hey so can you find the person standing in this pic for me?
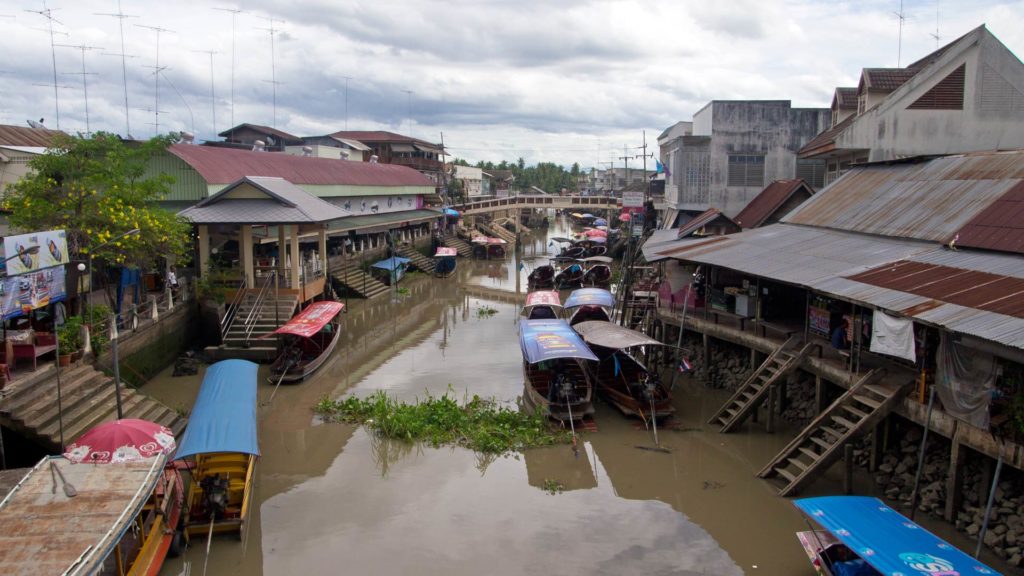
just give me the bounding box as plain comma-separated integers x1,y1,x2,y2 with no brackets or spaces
167,266,179,294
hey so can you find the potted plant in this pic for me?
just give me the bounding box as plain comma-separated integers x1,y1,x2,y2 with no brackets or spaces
57,316,83,366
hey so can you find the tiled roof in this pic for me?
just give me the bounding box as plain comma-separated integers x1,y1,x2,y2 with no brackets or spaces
217,123,302,142
733,179,813,229
168,144,435,187
0,124,65,147
861,68,919,92
179,176,353,224
328,131,441,150
832,87,858,109
798,113,857,157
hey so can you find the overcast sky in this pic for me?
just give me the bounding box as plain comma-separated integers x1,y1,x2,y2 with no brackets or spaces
2,0,1022,169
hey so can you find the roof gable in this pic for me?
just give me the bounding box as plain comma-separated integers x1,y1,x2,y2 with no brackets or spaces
180,176,353,224
218,123,302,143
734,179,814,229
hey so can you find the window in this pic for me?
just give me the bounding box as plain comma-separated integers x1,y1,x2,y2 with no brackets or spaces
727,154,765,187
796,159,826,189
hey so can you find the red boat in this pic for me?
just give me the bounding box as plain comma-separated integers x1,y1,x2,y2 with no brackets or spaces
268,301,345,383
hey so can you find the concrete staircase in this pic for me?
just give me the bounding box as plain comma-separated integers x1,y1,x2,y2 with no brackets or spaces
477,222,517,245
0,363,186,451
220,293,300,359
329,258,391,299
394,246,436,275
443,234,473,258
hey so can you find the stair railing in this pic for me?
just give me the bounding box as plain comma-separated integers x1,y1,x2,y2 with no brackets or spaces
241,270,277,347
220,276,248,341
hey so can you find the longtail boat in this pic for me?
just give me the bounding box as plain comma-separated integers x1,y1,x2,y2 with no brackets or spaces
433,246,458,277
177,359,259,543
522,290,562,320
486,237,507,259
519,319,598,423
793,496,1001,576
0,454,177,576
581,256,613,288
527,264,555,290
564,287,615,325
268,301,345,383
573,320,675,420
554,262,584,289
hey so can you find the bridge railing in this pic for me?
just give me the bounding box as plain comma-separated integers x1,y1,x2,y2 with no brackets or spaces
453,195,621,213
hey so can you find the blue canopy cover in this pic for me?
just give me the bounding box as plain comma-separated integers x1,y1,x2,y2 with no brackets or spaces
443,208,459,217
519,319,598,364
794,496,1000,575
564,288,615,309
175,359,260,460
371,256,411,271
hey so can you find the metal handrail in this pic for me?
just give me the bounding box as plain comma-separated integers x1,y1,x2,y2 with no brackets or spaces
220,277,248,341
241,270,277,347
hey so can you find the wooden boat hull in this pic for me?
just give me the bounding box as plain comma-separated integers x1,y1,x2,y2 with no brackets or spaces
487,245,506,259
583,265,611,288
520,358,594,423
527,265,555,290
183,452,258,542
554,268,583,289
582,344,674,420
268,327,340,384
434,257,457,277
128,466,185,576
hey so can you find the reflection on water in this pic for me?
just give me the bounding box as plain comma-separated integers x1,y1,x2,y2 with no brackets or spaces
146,212,1003,576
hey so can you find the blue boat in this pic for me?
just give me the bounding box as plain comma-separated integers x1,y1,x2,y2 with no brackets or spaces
176,359,260,542
370,256,411,285
564,287,615,325
519,319,598,423
793,496,1001,576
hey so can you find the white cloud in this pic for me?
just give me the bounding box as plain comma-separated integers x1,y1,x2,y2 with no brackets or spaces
1,0,1021,169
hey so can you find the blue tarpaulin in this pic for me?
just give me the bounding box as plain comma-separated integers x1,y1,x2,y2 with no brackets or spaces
794,496,1001,575
564,288,614,309
371,256,411,271
519,319,598,364
443,208,459,217
175,359,260,460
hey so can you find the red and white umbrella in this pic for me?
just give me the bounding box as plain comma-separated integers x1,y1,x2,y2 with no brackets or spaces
64,418,176,464
582,228,608,238
618,212,632,222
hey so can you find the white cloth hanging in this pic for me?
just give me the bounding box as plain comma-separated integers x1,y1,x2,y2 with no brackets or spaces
870,310,916,362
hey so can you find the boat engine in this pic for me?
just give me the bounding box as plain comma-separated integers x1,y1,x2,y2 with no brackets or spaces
201,474,230,519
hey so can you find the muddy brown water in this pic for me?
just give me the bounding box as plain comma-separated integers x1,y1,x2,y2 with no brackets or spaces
147,215,1008,575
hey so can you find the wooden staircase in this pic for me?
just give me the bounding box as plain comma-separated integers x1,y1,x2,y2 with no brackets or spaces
329,258,391,299
477,222,517,245
757,369,909,496
707,337,813,433
0,363,186,451
443,234,473,258
394,245,436,274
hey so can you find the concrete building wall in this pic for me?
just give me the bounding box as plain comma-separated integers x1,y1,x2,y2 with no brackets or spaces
454,165,484,198
658,122,693,207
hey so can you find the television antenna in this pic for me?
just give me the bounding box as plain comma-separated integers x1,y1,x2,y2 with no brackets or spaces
930,0,941,48
56,44,101,134
136,24,174,136
192,49,220,136
402,89,413,136
158,69,195,137
26,1,65,130
96,0,139,137
214,7,244,131
256,16,285,129
893,0,906,67
342,76,352,131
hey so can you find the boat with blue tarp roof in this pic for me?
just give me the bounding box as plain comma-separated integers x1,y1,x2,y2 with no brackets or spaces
564,287,615,325
519,319,598,423
370,256,411,285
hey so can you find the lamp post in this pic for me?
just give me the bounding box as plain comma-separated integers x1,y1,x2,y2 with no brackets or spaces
84,228,139,420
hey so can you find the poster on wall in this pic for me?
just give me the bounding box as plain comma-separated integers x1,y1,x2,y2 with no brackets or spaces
338,195,423,216
3,229,70,275
0,265,66,319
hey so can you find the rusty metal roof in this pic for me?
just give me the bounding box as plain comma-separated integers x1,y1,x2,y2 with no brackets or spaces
733,179,813,229
783,151,1024,242
168,144,435,187
952,180,1024,254
0,124,64,147
676,208,739,238
0,455,164,576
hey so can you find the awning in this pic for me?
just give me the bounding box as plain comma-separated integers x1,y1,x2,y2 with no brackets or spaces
176,359,260,460
371,256,411,271
573,321,662,349
519,319,598,364
564,288,614,309
525,290,561,308
793,496,999,576
413,143,440,153
272,301,344,338
487,237,507,245
328,209,442,235
580,256,613,264
390,144,416,153
330,136,371,151
434,247,457,257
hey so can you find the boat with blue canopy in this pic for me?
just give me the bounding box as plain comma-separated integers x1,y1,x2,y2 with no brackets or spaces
793,495,1001,576
370,256,411,285
176,359,260,543
519,319,598,423
565,287,615,325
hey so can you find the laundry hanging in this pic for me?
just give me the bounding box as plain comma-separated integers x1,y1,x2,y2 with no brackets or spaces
935,333,997,430
869,310,915,362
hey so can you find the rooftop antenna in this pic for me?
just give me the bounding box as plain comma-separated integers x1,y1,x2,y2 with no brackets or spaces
214,7,243,131
56,43,101,135
343,75,352,131
930,0,941,48
256,16,285,129
893,0,906,67
26,1,65,130
402,89,413,137
138,105,168,137
96,0,139,138
159,68,195,137
192,49,220,136
136,23,174,136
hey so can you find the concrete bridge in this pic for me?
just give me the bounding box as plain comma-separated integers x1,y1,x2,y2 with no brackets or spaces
451,195,621,216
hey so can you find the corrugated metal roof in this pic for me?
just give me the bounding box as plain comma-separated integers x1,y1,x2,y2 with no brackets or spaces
217,123,302,142
953,180,1024,254
179,176,352,224
0,124,64,147
783,151,1024,242
733,179,812,229
329,136,371,151
641,228,683,262
328,130,441,149
168,144,435,187
327,209,441,233
676,208,738,238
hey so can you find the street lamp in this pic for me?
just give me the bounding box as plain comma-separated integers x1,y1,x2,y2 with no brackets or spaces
84,228,139,421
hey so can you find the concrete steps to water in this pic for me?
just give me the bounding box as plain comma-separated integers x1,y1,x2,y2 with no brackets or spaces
477,222,517,245
442,234,473,258
394,246,436,274
213,293,300,360
0,363,185,451
329,259,391,299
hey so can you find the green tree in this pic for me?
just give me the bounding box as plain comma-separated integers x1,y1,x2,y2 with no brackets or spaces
2,132,191,269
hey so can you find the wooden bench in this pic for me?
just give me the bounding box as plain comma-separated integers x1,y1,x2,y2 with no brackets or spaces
10,332,57,371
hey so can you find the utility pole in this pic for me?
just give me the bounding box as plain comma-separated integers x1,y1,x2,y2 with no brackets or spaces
617,147,632,193
343,76,352,131
635,130,654,204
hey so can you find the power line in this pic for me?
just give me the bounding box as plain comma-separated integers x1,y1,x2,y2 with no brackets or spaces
96,0,139,137
159,68,194,136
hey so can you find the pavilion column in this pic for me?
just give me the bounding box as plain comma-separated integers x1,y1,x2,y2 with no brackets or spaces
278,225,287,281
241,224,255,288
289,225,301,289
197,225,210,277
318,227,328,278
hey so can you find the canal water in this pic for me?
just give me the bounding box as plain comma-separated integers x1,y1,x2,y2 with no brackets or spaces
146,214,1002,575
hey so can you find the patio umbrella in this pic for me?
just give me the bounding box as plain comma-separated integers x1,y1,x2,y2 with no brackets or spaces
581,213,595,219
593,218,608,226
64,418,176,464
443,208,460,217
618,212,632,222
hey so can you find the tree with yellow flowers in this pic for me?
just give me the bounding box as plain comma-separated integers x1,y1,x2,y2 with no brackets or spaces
2,132,191,268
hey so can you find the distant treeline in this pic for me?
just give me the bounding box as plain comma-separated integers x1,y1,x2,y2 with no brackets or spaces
452,157,583,195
